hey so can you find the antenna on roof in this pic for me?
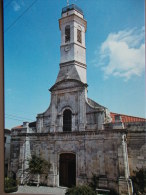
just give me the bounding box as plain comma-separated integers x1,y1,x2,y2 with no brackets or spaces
67,0,69,6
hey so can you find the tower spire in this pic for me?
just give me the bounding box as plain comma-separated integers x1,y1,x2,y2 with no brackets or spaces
67,0,69,6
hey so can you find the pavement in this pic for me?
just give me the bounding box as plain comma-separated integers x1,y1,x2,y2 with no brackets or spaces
13,185,67,195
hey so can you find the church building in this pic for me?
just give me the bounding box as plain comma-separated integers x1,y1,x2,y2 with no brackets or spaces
10,4,146,195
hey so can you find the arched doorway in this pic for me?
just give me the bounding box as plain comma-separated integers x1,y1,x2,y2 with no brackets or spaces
63,109,72,132
59,153,76,187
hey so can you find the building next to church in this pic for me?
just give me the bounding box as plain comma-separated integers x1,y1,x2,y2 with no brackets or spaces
4,129,11,177
10,4,146,195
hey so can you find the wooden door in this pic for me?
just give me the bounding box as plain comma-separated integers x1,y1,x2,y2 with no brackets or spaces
59,153,76,187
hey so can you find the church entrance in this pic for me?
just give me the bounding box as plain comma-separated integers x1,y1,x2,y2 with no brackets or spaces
59,153,76,187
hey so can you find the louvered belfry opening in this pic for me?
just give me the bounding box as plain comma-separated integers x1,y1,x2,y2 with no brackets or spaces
65,25,70,42
63,109,72,132
77,29,82,43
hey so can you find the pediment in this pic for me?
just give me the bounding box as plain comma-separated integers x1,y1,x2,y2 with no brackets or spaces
49,79,87,92
86,98,106,112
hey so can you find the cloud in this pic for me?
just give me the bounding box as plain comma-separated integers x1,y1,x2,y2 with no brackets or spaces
12,1,21,11
12,0,24,12
94,27,145,81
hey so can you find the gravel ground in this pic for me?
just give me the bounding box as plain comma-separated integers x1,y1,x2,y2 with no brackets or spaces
13,186,67,195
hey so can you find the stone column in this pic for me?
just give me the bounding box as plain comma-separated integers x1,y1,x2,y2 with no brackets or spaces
20,124,31,184
98,112,104,130
20,135,31,184
122,135,130,179
79,89,86,131
77,139,87,185
50,94,57,132
72,113,76,131
98,141,108,188
118,134,132,195
47,152,55,186
58,114,62,132
20,142,25,184
47,141,58,187
37,116,43,133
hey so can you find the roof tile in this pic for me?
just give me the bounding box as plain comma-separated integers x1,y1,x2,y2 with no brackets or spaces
110,112,146,123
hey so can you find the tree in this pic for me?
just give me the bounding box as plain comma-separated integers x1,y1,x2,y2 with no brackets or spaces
27,155,51,186
131,168,146,194
5,177,18,193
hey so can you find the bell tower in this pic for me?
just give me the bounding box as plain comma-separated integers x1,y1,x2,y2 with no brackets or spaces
56,4,87,84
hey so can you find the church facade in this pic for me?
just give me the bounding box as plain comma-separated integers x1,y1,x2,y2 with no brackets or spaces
10,5,146,195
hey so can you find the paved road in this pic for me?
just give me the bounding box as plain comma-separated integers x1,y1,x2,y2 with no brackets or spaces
13,186,67,195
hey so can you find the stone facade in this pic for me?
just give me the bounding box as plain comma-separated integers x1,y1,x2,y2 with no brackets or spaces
11,128,133,194
10,4,146,195
126,122,146,175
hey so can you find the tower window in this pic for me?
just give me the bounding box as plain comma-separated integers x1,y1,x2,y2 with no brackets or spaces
63,109,72,132
65,25,70,42
77,29,82,43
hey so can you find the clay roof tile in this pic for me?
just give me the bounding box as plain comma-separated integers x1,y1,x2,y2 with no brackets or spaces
110,112,146,123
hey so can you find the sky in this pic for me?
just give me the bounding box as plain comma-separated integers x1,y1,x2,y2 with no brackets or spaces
4,0,145,129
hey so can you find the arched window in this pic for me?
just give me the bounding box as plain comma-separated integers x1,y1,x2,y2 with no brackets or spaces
65,25,70,42
63,109,72,132
77,26,82,43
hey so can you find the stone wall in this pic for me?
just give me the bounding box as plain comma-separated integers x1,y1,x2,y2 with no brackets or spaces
10,130,131,194
127,122,146,176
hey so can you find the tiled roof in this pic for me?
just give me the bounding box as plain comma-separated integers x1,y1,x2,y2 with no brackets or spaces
12,125,23,130
11,113,146,130
110,112,146,123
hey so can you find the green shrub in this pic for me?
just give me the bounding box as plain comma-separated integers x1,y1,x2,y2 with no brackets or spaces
89,174,119,195
96,188,119,195
89,173,99,191
27,182,37,186
26,155,51,185
5,177,18,193
65,185,96,195
131,168,146,194
28,155,51,175
5,186,18,193
39,182,48,186
109,188,119,195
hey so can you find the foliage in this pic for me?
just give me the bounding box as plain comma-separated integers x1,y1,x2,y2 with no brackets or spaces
28,155,51,175
89,174,119,195
27,182,37,186
5,177,18,193
26,155,51,186
109,189,119,195
89,173,99,191
27,181,48,186
131,168,146,194
65,185,96,195
39,182,48,186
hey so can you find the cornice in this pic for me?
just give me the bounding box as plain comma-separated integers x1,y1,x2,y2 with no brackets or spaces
49,78,88,92
59,60,86,68
11,129,127,138
59,14,87,32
